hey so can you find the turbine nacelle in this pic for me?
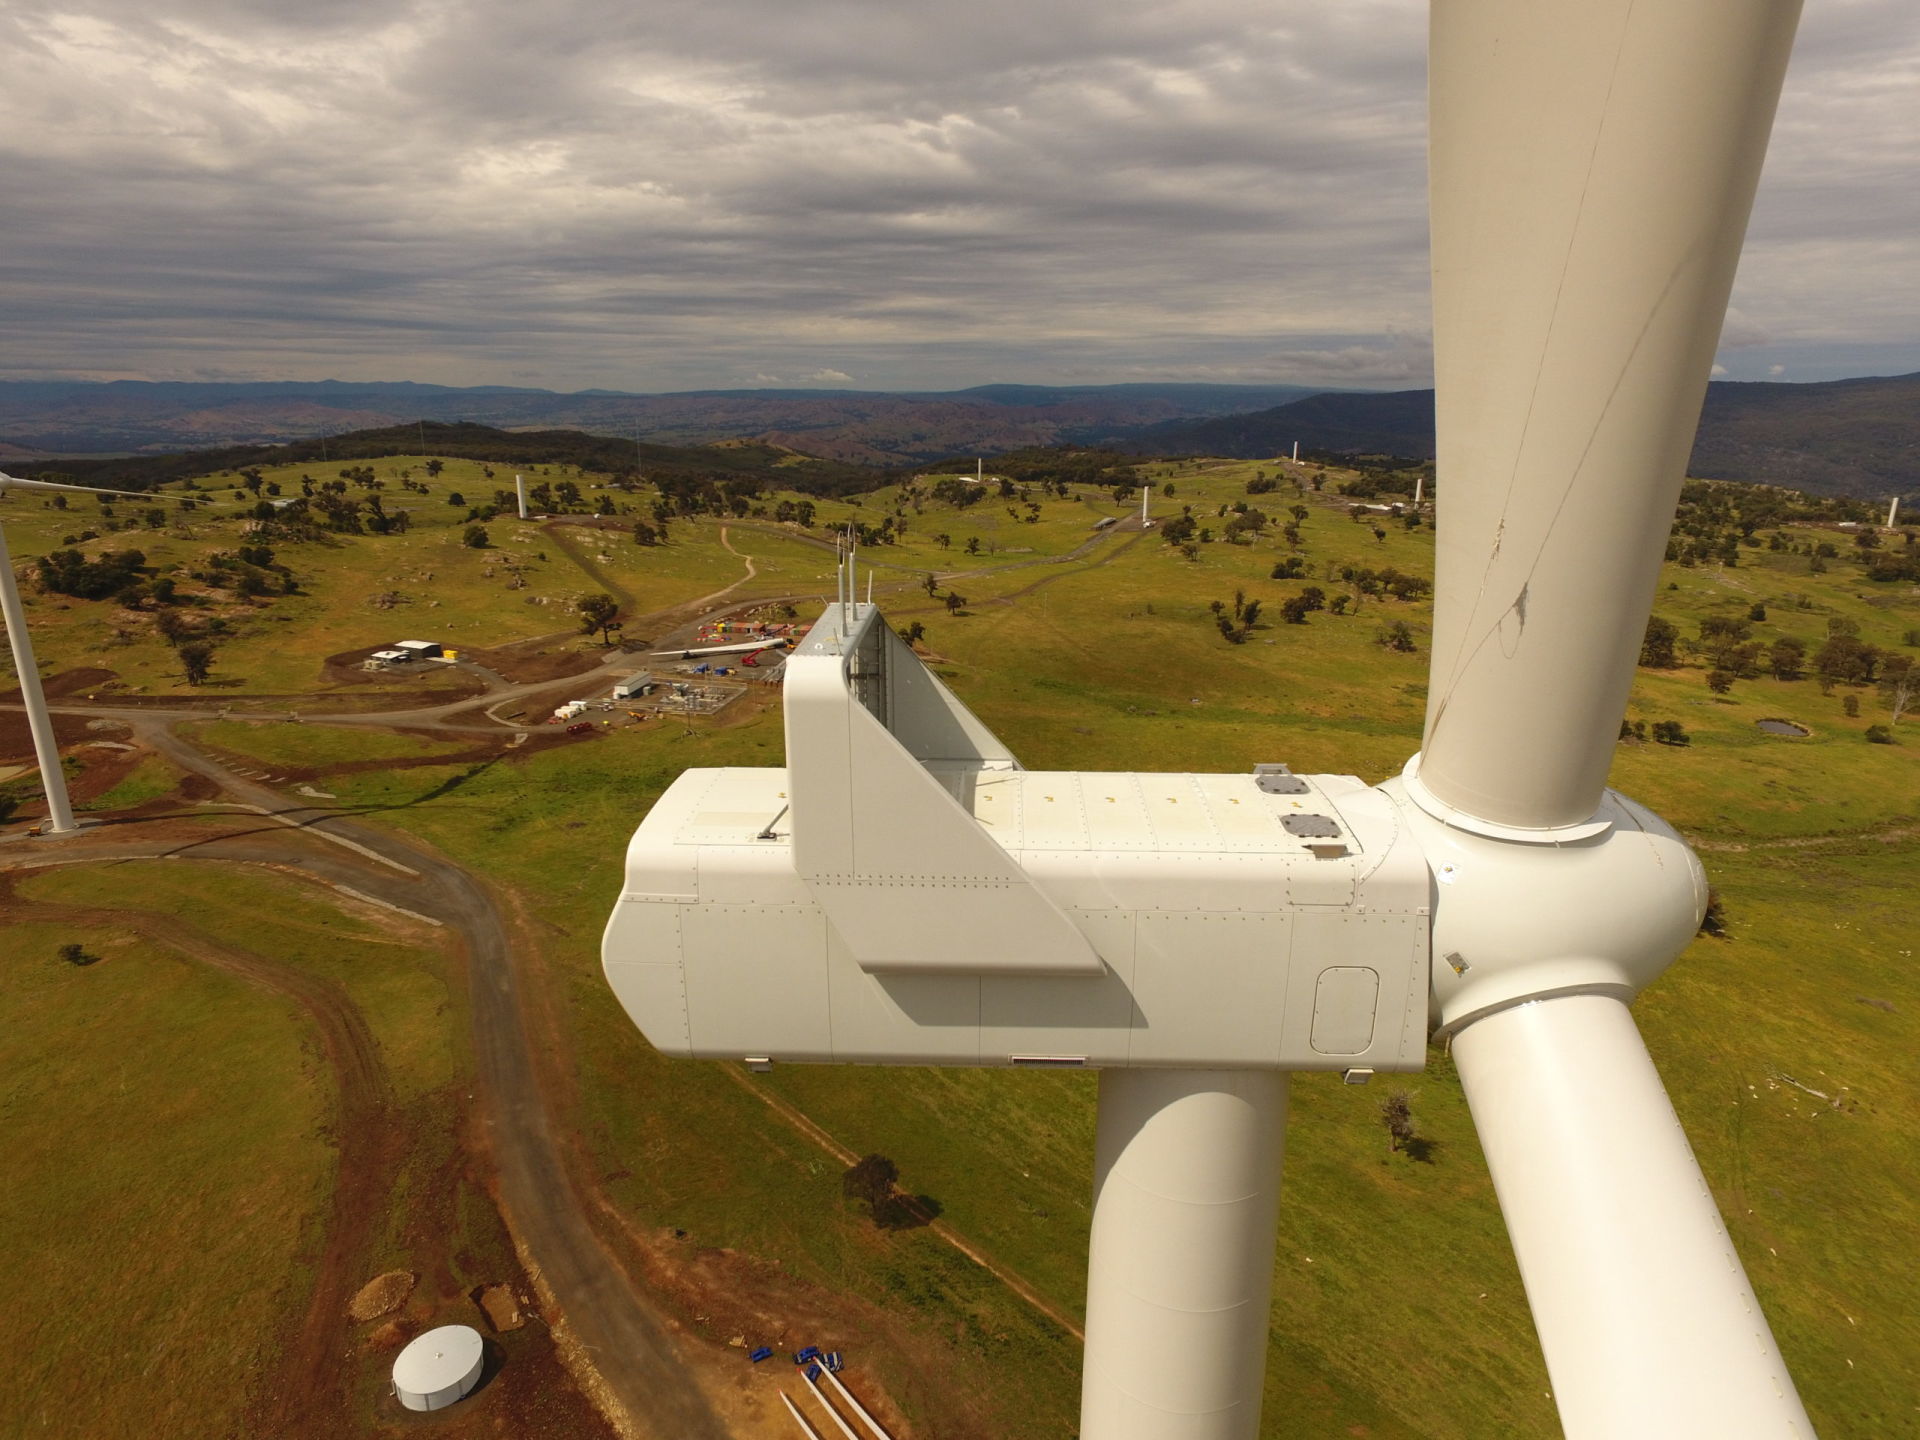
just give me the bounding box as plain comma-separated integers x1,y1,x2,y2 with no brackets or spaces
604,600,1433,1074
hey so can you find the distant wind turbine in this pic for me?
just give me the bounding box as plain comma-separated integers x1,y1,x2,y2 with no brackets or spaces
0,471,153,835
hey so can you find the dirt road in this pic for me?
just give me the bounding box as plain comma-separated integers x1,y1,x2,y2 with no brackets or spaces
0,876,401,1436
2,722,728,1440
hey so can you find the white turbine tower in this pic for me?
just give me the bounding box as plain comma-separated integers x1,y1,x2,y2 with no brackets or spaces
603,4,1814,1436
0,471,154,835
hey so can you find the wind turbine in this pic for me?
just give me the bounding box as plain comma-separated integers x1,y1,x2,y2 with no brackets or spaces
603,3,1814,1436
0,470,156,835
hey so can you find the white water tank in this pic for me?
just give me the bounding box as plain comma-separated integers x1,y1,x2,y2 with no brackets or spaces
391,1324,485,1412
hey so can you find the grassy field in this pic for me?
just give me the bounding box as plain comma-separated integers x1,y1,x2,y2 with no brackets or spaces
8,447,1918,1436
76,750,182,811
0,453,1143,703
180,718,474,769
1,861,503,1437
0,915,330,1440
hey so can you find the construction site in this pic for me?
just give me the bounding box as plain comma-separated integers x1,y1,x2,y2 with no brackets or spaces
539,617,795,730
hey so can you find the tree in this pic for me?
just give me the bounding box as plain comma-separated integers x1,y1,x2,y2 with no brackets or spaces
447,491,466,506
34,547,146,601
463,524,490,549
1380,1092,1416,1153
1377,620,1417,653
1815,633,1878,686
58,943,98,967
1651,720,1690,746
1640,616,1679,668
154,609,196,646
965,536,981,555
903,621,926,646
425,459,444,479
1865,724,1896,745
631,520,658,546
1879,655,1916,725
1768,636,1806,681
1748,602,1768,622
843,1153,899,1221
944,591,966,614
178,639,217,686
1707,670,1736,695
578,593,621,645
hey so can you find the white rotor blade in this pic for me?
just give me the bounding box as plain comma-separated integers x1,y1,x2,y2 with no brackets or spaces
1421,0,1801,831
1452,995,1813,1439
0,471,156,502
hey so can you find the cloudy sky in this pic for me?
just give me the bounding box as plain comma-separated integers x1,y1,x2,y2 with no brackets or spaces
3,0,1916,393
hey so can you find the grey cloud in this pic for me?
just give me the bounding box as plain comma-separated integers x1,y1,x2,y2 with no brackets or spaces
0,0,1912,391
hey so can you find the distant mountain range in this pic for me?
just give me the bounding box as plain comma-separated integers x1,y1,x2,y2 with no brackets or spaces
5,372,1914,499
39,420,883,498
1125,372,1920,500
0,379,1323,467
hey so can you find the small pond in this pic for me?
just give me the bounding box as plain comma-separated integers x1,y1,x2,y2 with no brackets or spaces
1756,718,1811,738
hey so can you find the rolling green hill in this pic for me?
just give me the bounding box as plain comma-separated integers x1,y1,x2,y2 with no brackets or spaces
4,445,1916,1438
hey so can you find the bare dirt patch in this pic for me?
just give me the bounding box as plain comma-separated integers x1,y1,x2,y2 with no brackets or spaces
471,1282,525,1332
461,636,603,686
0,706,100,766
36,666,120,700
318,647,490,700
349,1271,416,1323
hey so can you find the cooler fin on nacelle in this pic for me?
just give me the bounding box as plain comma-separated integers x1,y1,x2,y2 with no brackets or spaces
783,601,1105,976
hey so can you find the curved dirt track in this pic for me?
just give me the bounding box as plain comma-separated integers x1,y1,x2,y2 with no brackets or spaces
0,879,401,1437
1,725,729,1440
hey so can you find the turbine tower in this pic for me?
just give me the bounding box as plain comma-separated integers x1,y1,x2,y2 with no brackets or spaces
603,4,1812,1435
1,471,154,834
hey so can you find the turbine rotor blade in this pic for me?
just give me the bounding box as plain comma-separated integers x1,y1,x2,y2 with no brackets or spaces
0,471,157,502
1421,0,1801,831
1453,995,1813,1438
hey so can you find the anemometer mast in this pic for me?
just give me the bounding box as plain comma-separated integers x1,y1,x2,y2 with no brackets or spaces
605,2,1816,1435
